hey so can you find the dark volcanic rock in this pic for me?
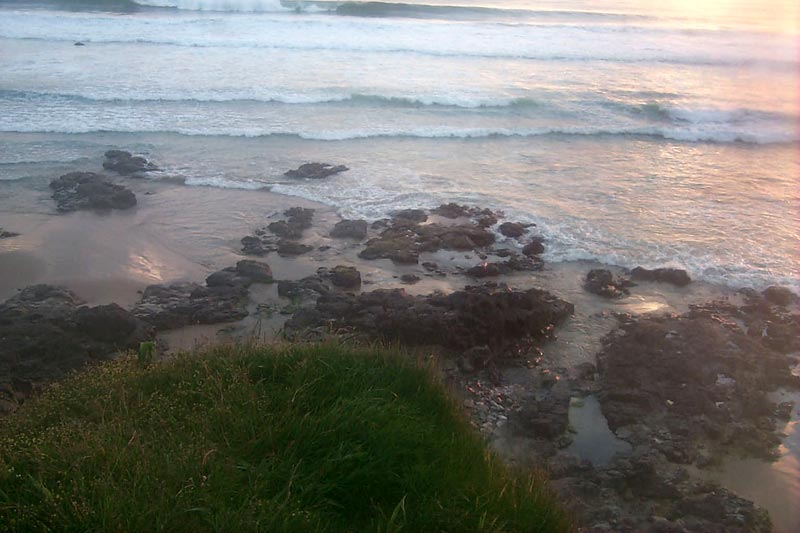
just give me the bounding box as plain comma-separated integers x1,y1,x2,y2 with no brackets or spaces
400,274,420,284
584,269,631,298
430,203,500,227
241,235,272,256
677,488,771,531
205,261,272,288
498,221,527,238
206,268,246,288
0,228,19,239
330,219,368,240
285,283,573,359
103,150,158,176
466,262,505,278
242,207,315,256
360,218,495,265
284,163,348,179
132,282,248,330
762,285,797,307
329,265,362,289
50,172,137,212
0,285,153,408
268,207,314,240
522,237,545,256
277,239,313,256
509,395,570,439
466,255,543,278
392,209,428,223
277,276,330,301
358,205,504,264
631,266,692,287
597,311,799,463
235,260,273,283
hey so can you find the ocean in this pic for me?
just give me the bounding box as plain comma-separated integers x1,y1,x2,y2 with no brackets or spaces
0,0,798,291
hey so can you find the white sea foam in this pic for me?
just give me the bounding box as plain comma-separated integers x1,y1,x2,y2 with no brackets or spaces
132,0,289,11
0,10,795,67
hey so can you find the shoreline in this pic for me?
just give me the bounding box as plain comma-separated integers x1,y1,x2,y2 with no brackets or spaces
1,158,799,530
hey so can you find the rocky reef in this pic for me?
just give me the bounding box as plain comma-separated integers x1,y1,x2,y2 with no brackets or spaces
285,283,574,361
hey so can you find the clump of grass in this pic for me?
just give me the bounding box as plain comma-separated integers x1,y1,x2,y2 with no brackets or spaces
0,343,569,532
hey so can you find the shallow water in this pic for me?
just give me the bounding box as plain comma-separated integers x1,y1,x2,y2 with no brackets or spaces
567,395,632,466
0,0,798,290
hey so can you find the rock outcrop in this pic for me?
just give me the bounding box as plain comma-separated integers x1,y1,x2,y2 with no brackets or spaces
242,207,314,256
103,150,158,176
205,260,274,288
498,221,528,238
522,237,545,256
584,269,632,298
132,282,248,331
0,285,153,410
630,267,691,287
285,283,573,361
597,310,799,464
330,219,368,240
50,172,137,212
328,265,362,289
0,229,19,239
284,163,348,179
359,207,497,265
466,255,543,278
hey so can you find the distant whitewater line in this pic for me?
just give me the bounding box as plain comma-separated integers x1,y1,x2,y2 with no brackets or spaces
3,89,795,127
0,89,544,109
132,0,652,22
3,36,792,69
1,125,795,144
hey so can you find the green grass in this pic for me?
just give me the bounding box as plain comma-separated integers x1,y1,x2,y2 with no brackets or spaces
0,343,570,532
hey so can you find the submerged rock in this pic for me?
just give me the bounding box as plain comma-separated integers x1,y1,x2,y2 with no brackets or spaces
584,269,632,298
103,150,158,176
630,266,691,287
0,285,153,408
50,172,137,212
284,162,348,179
330,219,368,240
